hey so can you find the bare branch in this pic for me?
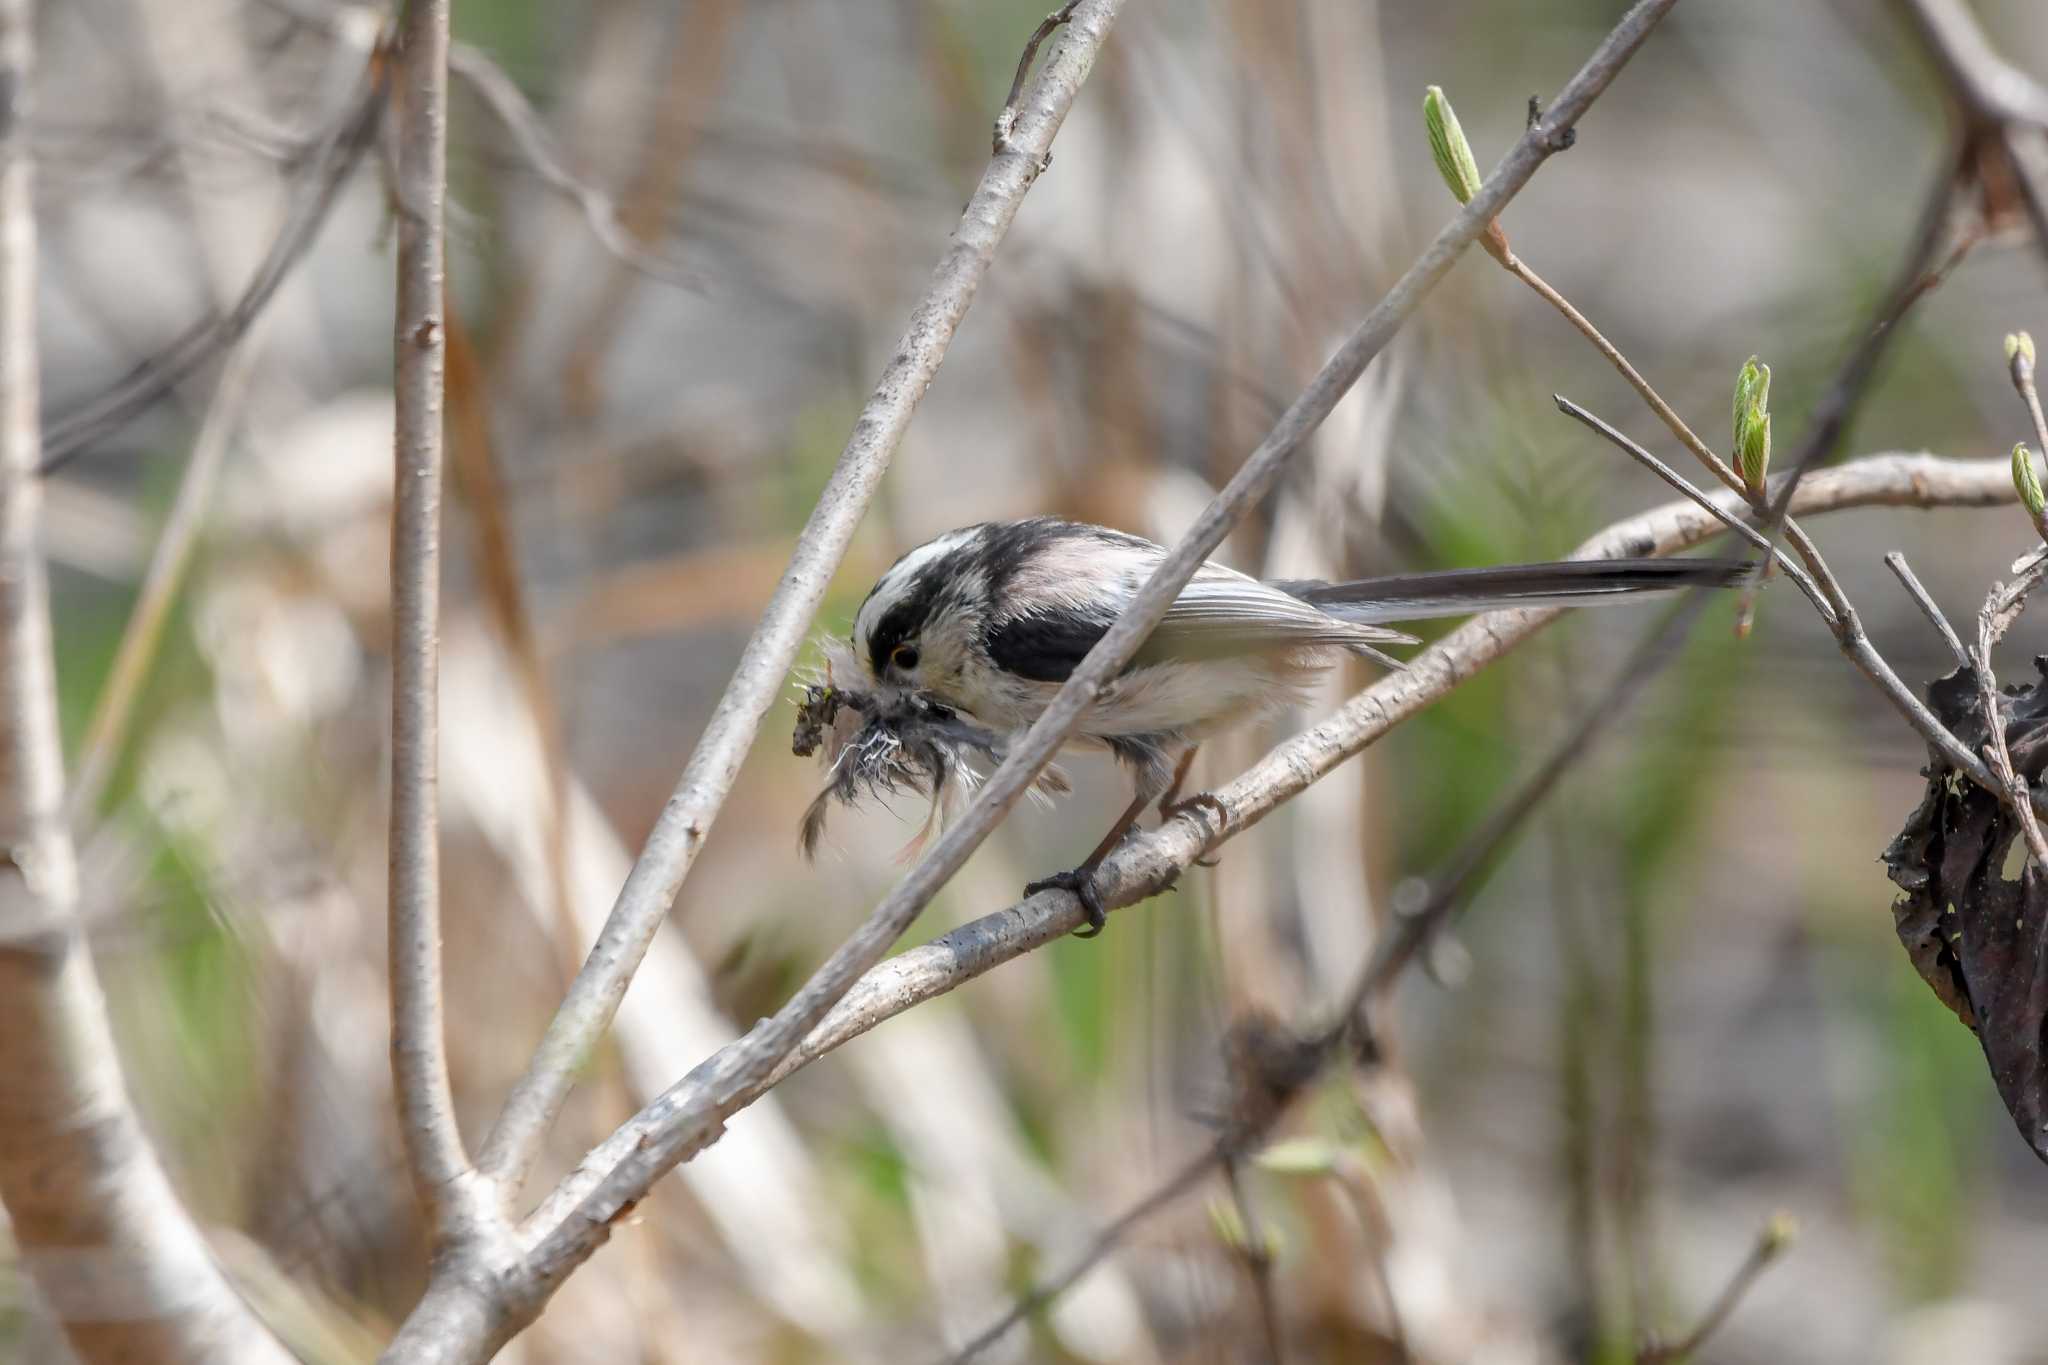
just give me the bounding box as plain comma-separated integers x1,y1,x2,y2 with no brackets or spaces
994,2,1081,154
1551,394,1832,619
68,343,255,820
1897,0,2048,130
1507,257,1745,496
386,0,480,1238
511,0,1684,1290
447,40,707,294
1636,1214,1796,1363
1883,551,1970,668
941,1143,1224,1365
1224,1159,1288,1365
1972,560,2048,871
1746,0,2048,564
1326,587,1721,1049
475,0,1130,1200
0,2,295,1358
39,37,388,472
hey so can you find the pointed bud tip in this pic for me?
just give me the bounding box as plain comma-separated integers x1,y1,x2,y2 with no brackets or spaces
2014,442,2046,518
2007,332,2036,366
1734,356,1773,491
1423,85,1484,206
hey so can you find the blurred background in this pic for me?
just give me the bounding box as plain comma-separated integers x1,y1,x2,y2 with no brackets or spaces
7,0,2048,1361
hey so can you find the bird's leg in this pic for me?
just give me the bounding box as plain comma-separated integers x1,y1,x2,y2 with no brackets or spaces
1156,744,1199,815
1156,744,1227,866
1025,788,1152,938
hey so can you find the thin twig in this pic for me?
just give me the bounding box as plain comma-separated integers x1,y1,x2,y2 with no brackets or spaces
443,303,582,990
1973,561,2048,872
68,341,256,819
1551,394,1832,621
1326,587,1720,1051
40,37,389,472
1636,1215,1795,1363
1883,551,1970,668
1224,1159,1288,1365
2003,127,2048,271
1506,257,1743,495
994,2,1082,154
1514,168,2003,818
387,0,475,1236
1745,125,1968,585
472,0,1130,1209
448,40,707,294
511,0,1683,1293
1897,0,2048,130
941,1142,1226,1365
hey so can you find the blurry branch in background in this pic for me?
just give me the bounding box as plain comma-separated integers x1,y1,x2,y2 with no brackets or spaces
559,0,735,412
1635,1214,1797,1365
67,338,255,817
39,28,389,472
944,1016,1319,1365
993,0,1080,154
1719,0,2048,588
943,1144,1224,1364
447,40,707,294
1324,585,1721,1052
385,0,484,1245
509,0,1681,1302
0,1,296,1360
1899,0,2048,258
473,0,1130,1201
443,307,582,982
1220,1160,1287,1365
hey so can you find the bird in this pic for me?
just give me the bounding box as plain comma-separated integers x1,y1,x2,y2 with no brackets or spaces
805,516,1751,935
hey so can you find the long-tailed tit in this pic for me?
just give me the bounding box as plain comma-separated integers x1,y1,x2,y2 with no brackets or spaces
796,516,1750,934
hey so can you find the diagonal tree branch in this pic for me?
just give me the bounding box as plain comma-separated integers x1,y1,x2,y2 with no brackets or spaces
476,0,1131,1199
509,1,1686,1285
0,1,296,1360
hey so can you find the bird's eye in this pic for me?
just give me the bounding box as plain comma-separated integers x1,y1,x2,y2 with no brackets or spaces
891,644,920,671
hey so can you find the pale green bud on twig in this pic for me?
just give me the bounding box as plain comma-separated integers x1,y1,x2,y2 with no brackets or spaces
2014,443,2048,541
1732,356,1772,494
1760,1212,1799,1258
1424,86,1483,205
2008,331,2035,370
1422,85,1513,264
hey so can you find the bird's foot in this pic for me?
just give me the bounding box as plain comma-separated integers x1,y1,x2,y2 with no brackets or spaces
1025,866,1107,937
1161,791,1228,867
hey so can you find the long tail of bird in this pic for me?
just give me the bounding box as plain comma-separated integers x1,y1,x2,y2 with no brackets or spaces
1277,557,1753,625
